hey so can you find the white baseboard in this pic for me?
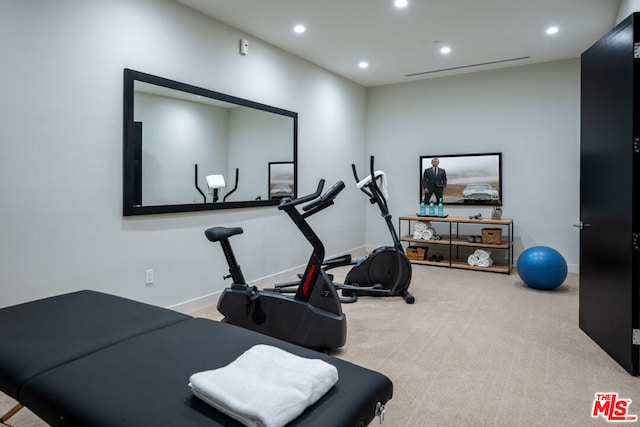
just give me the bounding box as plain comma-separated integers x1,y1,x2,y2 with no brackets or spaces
168,246,366,313
168,291,221,314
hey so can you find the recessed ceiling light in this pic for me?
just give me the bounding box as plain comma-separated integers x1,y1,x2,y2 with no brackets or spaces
294,24,306,34
359,61,369,69
440,46,451,54
394,0,408,8
546,26,559,35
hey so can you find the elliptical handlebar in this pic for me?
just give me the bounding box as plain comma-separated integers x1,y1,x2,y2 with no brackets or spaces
367,156,390,216
223,168,239,202
352,156,400,247
352,156,388,215
351,164,373,199
351,163,360,185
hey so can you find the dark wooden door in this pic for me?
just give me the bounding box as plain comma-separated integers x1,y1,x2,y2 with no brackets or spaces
579,13,639,375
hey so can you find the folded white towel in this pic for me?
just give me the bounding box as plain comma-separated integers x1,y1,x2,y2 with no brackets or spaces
477,257,494,267
413,230,423,239
421,229,433,240
357,170,388,199
467,254,479,266
188,344,338,427
474,248,492,259
414,221,428,232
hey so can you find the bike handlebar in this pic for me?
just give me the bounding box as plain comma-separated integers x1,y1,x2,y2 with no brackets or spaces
303,180,345,212
278,179,325,210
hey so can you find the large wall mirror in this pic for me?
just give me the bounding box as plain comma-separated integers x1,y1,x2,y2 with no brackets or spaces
123,69,297,215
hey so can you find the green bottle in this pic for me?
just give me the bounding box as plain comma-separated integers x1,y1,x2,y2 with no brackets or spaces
420,198,426,216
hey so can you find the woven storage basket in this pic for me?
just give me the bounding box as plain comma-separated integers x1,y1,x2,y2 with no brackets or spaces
481,228,502,245
406,246,427,261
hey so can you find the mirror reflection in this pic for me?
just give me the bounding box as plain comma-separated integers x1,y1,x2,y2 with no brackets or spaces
123,69,297,216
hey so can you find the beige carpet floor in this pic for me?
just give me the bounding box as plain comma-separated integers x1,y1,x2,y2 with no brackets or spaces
2,264,639,426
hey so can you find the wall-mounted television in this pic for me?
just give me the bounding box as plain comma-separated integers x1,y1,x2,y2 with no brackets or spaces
419,153,502,206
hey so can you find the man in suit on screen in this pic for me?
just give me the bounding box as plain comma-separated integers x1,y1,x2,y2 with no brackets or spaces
422,157,447,203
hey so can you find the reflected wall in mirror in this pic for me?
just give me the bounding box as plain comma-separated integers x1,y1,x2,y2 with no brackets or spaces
123,69,297,215
268,162,294,200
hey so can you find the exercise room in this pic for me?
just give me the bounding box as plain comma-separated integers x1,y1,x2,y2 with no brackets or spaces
1,1,639,426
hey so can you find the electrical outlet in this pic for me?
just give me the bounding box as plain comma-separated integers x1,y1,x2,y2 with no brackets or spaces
145,269,154,285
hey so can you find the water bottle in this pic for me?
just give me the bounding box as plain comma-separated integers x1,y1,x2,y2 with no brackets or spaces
429,200,435,216
419,198,426,216
438,198,444,216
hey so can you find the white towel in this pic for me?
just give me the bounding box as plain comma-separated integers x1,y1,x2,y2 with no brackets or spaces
206,174,226,191
477,257,494,267
474,248,492,260
357,170,388,199
413,230,423,239
188,344,338,427
414,221,429,232
421,229,433,240
467,254,479,266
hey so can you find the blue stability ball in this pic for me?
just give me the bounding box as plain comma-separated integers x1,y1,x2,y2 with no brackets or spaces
517,246,568,290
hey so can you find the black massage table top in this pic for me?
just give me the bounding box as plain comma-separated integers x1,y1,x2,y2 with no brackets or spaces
0,290,393,426
21,318,392,426
0,290,190,400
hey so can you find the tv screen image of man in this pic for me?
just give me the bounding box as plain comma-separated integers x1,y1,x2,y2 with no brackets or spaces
422,157,447,203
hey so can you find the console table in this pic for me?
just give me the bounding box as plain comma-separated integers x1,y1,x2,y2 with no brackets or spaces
399,215,514,274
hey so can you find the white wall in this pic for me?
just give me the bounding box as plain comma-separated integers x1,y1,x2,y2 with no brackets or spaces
0,0,367,309
366,59,581,271
616,0,640,23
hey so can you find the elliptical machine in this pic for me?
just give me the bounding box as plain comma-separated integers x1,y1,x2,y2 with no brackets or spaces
330,156,415,304
205,179,347,351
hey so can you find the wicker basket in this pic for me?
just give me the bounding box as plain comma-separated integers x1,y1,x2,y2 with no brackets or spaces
481,228,502,245
406,246,427,261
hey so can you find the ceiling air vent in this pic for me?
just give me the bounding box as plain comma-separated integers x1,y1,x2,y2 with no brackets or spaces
406,56,531,78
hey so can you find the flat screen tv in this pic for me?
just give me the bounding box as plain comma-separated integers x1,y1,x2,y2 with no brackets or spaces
419,153,502,206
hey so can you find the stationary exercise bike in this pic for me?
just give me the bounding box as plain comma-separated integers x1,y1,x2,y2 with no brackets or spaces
327,156,415,304
205,179,347,350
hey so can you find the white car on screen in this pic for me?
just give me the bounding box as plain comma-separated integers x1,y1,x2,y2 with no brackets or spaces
462,183,499,202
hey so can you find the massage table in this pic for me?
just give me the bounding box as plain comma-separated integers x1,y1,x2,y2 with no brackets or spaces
0,290,392,426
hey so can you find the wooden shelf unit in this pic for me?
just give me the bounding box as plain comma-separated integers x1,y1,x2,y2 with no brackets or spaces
399,215,514,274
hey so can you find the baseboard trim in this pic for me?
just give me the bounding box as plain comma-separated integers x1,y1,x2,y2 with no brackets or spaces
168,291,221,314
169,246,366,314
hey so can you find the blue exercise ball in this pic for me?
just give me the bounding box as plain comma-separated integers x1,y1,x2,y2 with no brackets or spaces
517,246,567,290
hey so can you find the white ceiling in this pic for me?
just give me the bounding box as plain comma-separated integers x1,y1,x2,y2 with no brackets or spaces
176,0,622,87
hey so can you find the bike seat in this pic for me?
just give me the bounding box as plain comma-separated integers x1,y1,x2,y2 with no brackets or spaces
204,226,244,242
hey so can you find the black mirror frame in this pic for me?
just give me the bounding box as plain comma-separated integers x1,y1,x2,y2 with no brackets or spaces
122,68,298,216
